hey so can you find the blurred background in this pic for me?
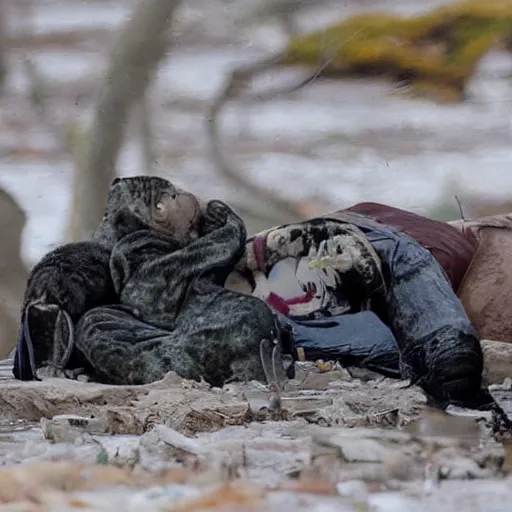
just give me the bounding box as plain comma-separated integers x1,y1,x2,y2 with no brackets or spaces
0,0,512,354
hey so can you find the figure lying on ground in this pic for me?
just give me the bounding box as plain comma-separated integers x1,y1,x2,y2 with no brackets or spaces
13,176,294,387
12,181,501,413
14,176,199,381
346,202,512,343
76,199,290,386
228,209,486,409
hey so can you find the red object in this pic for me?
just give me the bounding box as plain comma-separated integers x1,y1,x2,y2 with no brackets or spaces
266,284,317,316
267,292,290,315
344,202,478,292
252,236,266,271
285,283,317,305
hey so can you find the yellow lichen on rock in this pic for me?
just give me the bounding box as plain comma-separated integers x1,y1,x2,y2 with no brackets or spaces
283,0,512,102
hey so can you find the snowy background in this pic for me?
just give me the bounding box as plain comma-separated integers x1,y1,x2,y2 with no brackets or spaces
1,0,512,266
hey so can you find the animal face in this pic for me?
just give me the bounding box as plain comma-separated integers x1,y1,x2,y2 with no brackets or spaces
107,176,201,240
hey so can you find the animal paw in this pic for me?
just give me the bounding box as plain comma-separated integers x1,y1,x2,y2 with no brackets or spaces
35,365,90,381
204,200,231,229
66,367,92,381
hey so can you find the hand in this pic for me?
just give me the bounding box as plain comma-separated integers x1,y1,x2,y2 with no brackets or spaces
201,200,231,233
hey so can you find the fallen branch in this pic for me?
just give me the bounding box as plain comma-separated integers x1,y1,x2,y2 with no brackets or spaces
281,0,512,102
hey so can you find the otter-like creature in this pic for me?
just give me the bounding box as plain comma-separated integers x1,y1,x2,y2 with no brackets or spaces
13,242,116,381
74,200,290,387
93,176,201,250
13,176,202,381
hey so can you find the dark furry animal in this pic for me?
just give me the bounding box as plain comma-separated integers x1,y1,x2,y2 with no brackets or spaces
93,176,201,250
13,242,116,380
74,200,290,387
13,175,202,381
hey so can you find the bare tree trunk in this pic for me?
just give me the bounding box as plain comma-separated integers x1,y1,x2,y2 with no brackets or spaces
68,0,183,242
137,91,157,175
0,4,8,93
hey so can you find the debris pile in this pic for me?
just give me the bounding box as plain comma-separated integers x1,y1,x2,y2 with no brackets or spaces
0,362,511,511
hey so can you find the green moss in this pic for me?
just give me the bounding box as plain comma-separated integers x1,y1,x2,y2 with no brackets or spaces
283,0,512,101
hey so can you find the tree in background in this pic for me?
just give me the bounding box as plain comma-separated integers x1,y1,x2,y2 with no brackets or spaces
67,0,183,242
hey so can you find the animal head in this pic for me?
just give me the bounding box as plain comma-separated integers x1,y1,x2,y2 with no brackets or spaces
94,176,201,247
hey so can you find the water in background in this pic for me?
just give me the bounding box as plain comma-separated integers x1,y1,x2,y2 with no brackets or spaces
0,0,511,267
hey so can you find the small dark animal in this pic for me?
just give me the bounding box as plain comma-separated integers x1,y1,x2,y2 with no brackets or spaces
13,242,116,380
13,175,202,381
93,175,201,250
74,200,292,387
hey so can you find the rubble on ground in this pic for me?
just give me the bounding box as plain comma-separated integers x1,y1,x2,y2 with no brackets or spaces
0,361,511,511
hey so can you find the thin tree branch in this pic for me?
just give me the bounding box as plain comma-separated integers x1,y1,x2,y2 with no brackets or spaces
206,49,343,221
206,55,306,220
252,27,362,102
252,57,333,102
